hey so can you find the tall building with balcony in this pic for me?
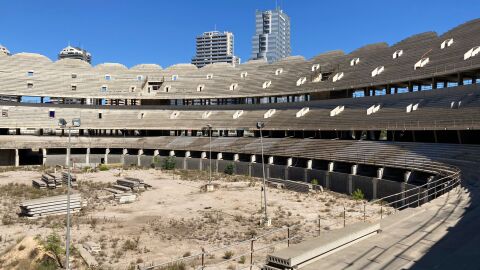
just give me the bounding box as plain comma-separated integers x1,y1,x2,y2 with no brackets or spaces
191,31,240,68
251,8,291,63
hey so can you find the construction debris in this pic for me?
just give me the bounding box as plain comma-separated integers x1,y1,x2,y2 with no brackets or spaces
19,193,84,218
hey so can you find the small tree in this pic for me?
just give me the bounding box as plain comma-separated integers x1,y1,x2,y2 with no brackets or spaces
162,156,176,170
311,179,319,185
44,232,65,268
352,188,365,200
224,163,235,175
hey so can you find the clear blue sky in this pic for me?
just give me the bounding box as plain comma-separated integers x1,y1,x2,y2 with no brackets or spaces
0,0,477,68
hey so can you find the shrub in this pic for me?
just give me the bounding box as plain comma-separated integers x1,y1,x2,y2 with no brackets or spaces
162,156,176,170
352,188,365,200
159,262,186,270
99,164,109,171
311,178,319,185
223,250,234,259
239,255,246,264
224,163,235,175
43,232,65,268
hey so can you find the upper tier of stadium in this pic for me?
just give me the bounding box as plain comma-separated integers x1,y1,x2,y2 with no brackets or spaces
0,19,479,101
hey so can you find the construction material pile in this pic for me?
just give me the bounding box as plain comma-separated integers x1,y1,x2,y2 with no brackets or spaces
104,177,149,203
32,173,62,189
19,193,84,218
62,171,78,187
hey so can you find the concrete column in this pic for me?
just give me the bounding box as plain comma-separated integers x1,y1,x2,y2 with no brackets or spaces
201,152,207,159
66,147,70,167
268,156,274,165
153,150,159,157
250,155,256,163
306,160,312,170
233,154,239,162
169,150,175,157
122,148,128,165
328,162,334,172
85,148,90,165
286,158,293,167
104,148,110,164
325,172,330,189
137,149,143,166
377,168,384,179
14,149,19,167
42,148,47,166
185,151,191,158
372,178,378,199
404,171,412,183
351,164,358,175
217,153,222,160
348,175,353,194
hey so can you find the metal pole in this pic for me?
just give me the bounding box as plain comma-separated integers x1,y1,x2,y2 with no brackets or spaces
209,126,212,184
363,202,366,222
318,216,321,236
260,127,268,223
287,227,290,247
250,239,255,270
343,206,346,227
65,126,72,270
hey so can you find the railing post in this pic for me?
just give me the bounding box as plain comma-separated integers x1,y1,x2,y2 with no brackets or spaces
201,249,205,270
417,187,420,207
380,201,383,219
363,202,366,222
250,239,255,270
318,215,321,236
343,206,346,227
287,227,290,247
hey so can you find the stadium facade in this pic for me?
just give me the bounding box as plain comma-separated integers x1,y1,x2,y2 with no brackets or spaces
0,19,479,222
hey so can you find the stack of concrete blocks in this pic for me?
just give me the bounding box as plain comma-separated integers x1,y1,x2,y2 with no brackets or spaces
20,193,84,218
104,177,145,203
62,172,78,187
33,173,63,189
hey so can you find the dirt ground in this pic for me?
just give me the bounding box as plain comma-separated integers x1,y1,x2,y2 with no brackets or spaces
0,168,387,269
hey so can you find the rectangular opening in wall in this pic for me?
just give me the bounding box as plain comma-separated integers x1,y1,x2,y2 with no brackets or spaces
49,110,55,118
98,112,102,119
27,83,33,89
71,84,77,91
71,73,77,79
1,109,8,117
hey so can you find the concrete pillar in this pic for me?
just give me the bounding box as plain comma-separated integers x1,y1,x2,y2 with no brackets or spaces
377,168,384,179
268,156,274,165
66,147,70,167
137,149,143,166
121,148,128,165
104,148,110,164
328,162,334,172
185,151,191,158
348,175,353,194
351,164,358,175
217,153,222,160
372,178,378,199
233,154,239,162
306,160,312,170
250,155,256,163
153,150,159,157
14,149,19,167
201,152,207,159
325,172,330,189
287,158,293,167
404,171,412,183
169,150,175,157
42,148,47,166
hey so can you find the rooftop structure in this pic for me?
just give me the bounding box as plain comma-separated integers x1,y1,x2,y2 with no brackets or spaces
0,44,10,56
191,31,240,68
58,45,92,63
251,8,291,62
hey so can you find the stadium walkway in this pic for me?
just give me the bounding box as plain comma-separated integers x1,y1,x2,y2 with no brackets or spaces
303,163,480,270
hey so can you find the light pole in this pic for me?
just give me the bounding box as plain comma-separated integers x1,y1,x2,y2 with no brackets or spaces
206,124,212,185
257,122,269,225
58,118,81,270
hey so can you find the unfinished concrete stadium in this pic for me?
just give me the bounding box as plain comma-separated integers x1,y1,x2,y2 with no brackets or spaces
0,19,480,270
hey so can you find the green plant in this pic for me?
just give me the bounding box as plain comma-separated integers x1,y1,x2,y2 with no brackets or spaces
43,232,65,268
239,255,246,264
223,250,234,259
99,164,109,171
311,178,319,185
224,163,235,175
162,156,176,170
352,188,365,200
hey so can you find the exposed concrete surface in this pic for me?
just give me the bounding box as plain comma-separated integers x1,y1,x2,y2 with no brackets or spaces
303,163,480,270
